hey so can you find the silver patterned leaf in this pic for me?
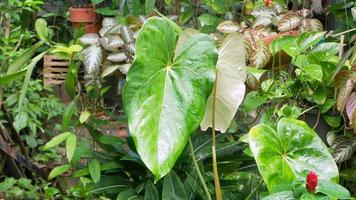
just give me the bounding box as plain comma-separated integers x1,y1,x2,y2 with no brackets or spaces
79,33,100,46
253,17,273,28
102,17,118,27
124,43,136,54
250,41,271,69
243,29,260,59
277,12,301,32
100,35,124,52
99,25,120,37
271,2,285,14
301,18,323,32
299,9,311,17
107,52,128,62
118,63,131,74
271,15,283,26
217,20,240,33
120,25,134,44
102,65,120,78
337,79,353,112
251,6,276,19
82,45,103,75
346,92,356,123
333,139,354,163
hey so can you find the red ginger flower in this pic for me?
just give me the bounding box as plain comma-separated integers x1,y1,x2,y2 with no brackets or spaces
306,171,318,193
264,0,272,6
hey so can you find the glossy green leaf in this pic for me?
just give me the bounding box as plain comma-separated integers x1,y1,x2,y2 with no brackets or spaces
300,64,323,82
249,118,339,193
116,189,141,200
201,33,246,133
48,165,71,180
123,17,217,180
243,91,267,112
145,0,156,14
35,18,51,43
263,191,294,200
202,0,239,13
317,180,351,199
89,159,101,183
144,181,159,200
19,51,47,110
162,171,187,200
79,111,91,124
44,132,71,150
270,35,297,56
0,69,27,85
7,42,43,74
66,134,77,163
297,32,325,52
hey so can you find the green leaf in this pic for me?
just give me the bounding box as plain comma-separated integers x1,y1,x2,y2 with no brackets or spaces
0,69,27,85
300,64,323,82
263,191,294,200
89,159,101,183
249,118,339,193
127,0,145,16
202,0,239,13
66,134,77,163
123,17,217,180
243,91,267,112
323,116,341,128
91,0,104,4
309,42,339,61
48,165,71,180
65,61,81,98
95,7,118,16
201,33,246,133
320,99,336,113
0,178,17,192
162,171,187,200
145,0,156,15
44,132,72,150
79,111,91,124
18,51,47,110
297,32,325,52
270,36,296,55
144,181,159,200
317,180,351,199
116,189,140,200
7,42,43,74
62,100,77,131
35,18,51,43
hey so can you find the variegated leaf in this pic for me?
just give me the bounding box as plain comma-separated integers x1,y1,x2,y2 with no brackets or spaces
82,45,103,75
331,135,349,148
251,6,276,19
102,17,118,27
133,30,140,39
277,13,301,32
200,33,246,133
124,43,136,55
337,79,354,112
346,92,356,124
120,25,134,44
271,2,285,14
299,9,311,17
101,64,131,77
250,41,271,69
253,17,272,28
118,63,131,74
271,15,283,26
243,29,260,58
301,18,324,32
99,25,120,37
107,52,128,62
333,139,354,163
217,20,240,33
100,35,124,52
79,33,100,46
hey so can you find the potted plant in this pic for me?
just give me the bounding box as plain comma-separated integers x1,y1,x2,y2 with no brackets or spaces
69,0,100,33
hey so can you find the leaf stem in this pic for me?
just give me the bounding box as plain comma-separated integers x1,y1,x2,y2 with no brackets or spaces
212,72,222,200
189,138,212,200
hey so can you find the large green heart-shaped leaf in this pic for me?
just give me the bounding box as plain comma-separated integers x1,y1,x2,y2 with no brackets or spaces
249,118,339,193
123,17,218,181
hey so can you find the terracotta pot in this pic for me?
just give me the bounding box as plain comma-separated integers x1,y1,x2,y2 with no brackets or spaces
69,7,100,33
